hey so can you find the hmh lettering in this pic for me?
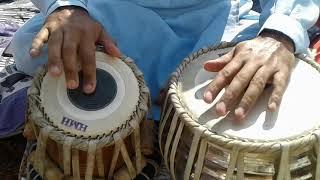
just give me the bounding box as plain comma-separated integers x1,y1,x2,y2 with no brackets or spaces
61,117,88,132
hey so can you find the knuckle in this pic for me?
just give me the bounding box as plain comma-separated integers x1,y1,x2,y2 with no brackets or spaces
78,26,88,33
207,83,219,93
81,49,95,60
251,77,266,90
63,64,76,73
234,73,247,84
236,42,246,49
223,89,236,101
82,68,95,77
274,77,286,87
62,25,72,32
93,22,102,30
235,42,249,52
47,23,60,32
218,69,232,79
48,56,60,63
32,39,42,47
63,43,76,53
271,94,281,104
82,56,95,65
241,95,254,108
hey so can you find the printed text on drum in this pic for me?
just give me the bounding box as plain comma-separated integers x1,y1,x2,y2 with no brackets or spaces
61,117,88,132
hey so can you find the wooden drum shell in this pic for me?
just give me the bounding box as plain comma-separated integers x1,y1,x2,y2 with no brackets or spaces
45,128,135,177
159,97,317,180
25,53,152,179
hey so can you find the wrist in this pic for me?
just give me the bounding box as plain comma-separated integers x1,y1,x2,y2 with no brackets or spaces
55,5,88,13
259,29,295,53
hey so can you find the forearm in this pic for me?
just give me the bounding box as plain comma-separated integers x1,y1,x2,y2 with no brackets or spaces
31,0,87,16
258,0,320,53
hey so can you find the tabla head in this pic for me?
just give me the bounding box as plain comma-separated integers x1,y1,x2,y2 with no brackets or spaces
40,52,140,137
176,44,320,141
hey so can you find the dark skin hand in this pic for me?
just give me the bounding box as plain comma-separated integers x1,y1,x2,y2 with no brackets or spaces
203,31,295,122
29,7,121,94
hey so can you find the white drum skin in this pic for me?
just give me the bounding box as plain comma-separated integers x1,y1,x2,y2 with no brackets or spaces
180,50,320,141
41,52,140,137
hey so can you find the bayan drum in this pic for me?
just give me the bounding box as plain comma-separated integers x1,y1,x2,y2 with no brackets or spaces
24,50,155,180
159,43,320,179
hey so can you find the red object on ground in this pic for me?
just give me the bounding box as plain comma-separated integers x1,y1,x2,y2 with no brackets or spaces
310,19,320,64
310,37,320,64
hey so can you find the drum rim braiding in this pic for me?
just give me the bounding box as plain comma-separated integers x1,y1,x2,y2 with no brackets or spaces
167,42,320,154
27,53,151,151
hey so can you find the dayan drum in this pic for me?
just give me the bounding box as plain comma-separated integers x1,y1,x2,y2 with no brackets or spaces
159,42,320,180
24,50,154,180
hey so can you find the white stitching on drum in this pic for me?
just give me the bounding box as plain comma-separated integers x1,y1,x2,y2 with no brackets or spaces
277,142,291,180
226,146,240,179
35,127,50,177
71,148,81,180
313,132,320,180
63,136,74,176
108,139,121,179
194,138,208,180
129,120,143,173
114,133,137,178
164,111,180,170
184,129,203,180
159,104,173,156
236,152,245,179
95,148,105,178
85,141,97,180
169,121,184,179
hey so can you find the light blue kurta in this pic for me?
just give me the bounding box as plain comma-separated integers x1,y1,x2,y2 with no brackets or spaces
11,0,320,119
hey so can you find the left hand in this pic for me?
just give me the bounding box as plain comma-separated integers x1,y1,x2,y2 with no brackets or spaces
203,31,295,122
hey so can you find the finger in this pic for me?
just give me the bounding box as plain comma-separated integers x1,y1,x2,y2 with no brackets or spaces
80,42,96,94
47,30,63,77
203,56,244,104
98,30,121,57
204,48,235,72
215,61,261,116
268,70,290,111
235,67,274,121
62,30,79,89
30,27,50,57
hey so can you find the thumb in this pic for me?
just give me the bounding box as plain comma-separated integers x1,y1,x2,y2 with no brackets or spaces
98,30,121,58
204,48,235,72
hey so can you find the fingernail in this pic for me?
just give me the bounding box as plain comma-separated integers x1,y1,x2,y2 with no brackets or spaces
49,65,61,76
84,83,95,94
204,91,213,103
29,49,39,57
235,107,245,121
68,80,78,89
216,102,226,116
268,102,277,111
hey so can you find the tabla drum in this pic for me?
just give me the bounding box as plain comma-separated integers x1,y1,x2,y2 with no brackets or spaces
159,42,320,180
24,50,157,180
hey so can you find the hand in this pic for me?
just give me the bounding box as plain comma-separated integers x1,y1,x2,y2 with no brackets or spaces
30,6,121,94
203,32,295,122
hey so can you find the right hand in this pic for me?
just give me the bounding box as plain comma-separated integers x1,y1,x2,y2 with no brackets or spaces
30,6,121,94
